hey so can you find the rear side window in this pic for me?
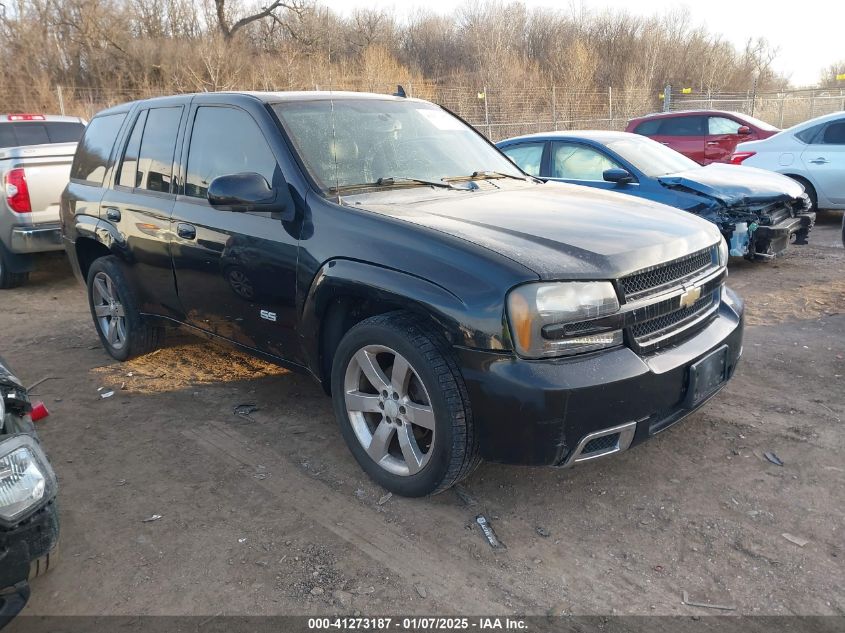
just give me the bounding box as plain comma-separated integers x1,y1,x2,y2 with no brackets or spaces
501,142,545,176
0,121,85,149
117,107,181,192
821,121,845,145
70,113,127,184
633,120,661,135
185,106,278,200
118,111,147,188
657,116,705,136
137,107,181,192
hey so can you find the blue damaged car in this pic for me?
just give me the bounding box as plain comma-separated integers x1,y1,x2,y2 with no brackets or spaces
497,130,815,260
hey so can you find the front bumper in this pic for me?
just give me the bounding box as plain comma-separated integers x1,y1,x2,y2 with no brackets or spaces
457,286,744,466
0,501,60,592
753,211,816,255
8,224,64,254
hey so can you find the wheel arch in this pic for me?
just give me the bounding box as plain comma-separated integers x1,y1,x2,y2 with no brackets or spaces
70,216,129,281
782,173,818,204
300,259,486,393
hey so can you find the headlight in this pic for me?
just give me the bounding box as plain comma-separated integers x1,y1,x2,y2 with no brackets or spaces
717,237,729,267
507,281,622,358
0,435,57,525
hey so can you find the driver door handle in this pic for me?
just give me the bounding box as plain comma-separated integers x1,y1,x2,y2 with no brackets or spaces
176,223,196,240
809,157,829,164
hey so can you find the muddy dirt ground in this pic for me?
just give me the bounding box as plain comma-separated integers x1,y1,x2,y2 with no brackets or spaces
3,213,844,619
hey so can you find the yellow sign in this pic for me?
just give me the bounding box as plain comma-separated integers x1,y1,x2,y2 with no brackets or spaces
659,93,664,99
681,87,692,94
837,73,845,81
477,92,486,99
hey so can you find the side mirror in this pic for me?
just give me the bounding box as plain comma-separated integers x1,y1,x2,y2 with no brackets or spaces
603,168,635,184
208,172,294,219
737,125,752,135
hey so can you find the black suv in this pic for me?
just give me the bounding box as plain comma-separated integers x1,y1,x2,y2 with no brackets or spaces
61,92,744,496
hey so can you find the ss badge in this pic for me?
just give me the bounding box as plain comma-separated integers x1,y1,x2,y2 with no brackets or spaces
260,309,277,322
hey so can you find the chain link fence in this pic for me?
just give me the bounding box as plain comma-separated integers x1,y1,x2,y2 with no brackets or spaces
670,88,845,128
1,80,843,140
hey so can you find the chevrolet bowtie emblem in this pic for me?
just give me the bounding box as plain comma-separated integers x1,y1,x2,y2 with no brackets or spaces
679,285,702,309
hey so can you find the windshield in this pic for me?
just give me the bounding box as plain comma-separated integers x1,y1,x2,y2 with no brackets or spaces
606,136,699,177
272,99,523,192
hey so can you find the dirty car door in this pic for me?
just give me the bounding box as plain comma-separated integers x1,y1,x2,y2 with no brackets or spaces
99,104,184,316
705,116,746,164
170,103,300,360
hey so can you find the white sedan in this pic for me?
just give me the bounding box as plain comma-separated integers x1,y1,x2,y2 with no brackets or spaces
731,111,845,211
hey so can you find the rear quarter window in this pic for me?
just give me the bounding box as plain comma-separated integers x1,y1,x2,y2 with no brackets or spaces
70,113,127,184
633,120,661,135
795,123,824,144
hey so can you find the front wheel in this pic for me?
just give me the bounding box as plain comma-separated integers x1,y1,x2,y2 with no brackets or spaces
331,312,480,497
86,256,162,361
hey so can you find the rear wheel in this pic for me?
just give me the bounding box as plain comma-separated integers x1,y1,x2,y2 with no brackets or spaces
0,243,29,289
86,256,162,361
331,312,480,496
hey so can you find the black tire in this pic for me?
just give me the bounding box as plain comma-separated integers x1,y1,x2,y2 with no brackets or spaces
86,256,162,361
331,311,480,497
0,243,29,289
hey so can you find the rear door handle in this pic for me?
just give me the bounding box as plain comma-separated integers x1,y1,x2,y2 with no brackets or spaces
176,223,196,240
809,157,829,164
105,207,121,222
706,141,719,146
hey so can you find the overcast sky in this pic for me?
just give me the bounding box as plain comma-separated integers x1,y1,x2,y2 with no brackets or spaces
322,0,841,87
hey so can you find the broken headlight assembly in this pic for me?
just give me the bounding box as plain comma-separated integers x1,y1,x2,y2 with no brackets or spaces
507,281,622,358
0,434,57,526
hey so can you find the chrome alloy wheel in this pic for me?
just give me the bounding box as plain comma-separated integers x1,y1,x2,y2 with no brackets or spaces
92,271,127,351
343,345,436,476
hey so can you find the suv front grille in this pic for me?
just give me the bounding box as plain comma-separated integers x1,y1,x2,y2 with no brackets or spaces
620,247,715,301
630,289,720,350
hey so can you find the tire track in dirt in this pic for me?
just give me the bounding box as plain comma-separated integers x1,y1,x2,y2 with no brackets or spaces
183,422,512,613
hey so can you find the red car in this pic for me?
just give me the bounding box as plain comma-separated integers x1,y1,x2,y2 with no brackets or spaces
625,110,780,165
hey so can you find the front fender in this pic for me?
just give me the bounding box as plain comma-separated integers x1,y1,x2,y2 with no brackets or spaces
298,258,511,377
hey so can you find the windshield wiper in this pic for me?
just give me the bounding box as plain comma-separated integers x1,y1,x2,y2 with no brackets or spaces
331,177,456,194
442,170,528,183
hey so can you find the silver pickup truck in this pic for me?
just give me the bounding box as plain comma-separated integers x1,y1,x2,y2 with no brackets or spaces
1,114,85,288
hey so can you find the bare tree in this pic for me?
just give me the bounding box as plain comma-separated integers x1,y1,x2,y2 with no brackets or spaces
213,0,305,42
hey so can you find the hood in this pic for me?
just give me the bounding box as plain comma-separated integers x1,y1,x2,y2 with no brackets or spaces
658,163,804,206
0,355,23,391
345,181,720,280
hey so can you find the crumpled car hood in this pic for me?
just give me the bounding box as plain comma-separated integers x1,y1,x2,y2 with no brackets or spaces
658,163,805,206
348,181,720,280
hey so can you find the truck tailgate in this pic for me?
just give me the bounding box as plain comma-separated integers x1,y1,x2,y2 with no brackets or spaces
1,142,77,224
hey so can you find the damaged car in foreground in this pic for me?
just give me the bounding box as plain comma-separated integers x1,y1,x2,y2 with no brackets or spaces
498,130,815,260
0,358,58,628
